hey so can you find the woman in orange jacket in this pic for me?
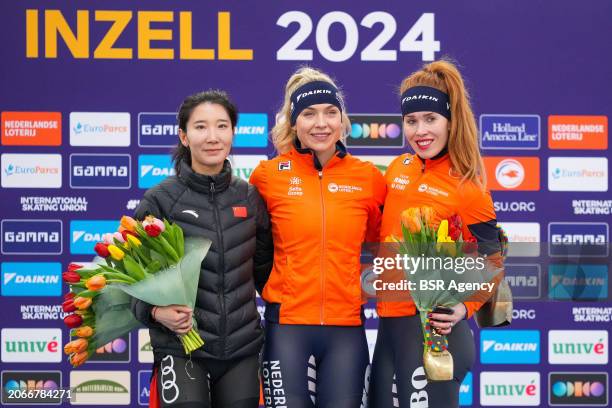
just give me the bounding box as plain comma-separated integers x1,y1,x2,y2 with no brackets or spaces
369,60,504,407
250,67,386,408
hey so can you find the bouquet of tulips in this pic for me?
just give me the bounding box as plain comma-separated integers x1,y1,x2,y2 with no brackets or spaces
62,215,211,367
386,206,503,381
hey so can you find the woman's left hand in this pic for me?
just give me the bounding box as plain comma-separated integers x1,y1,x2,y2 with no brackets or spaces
429,303,467,335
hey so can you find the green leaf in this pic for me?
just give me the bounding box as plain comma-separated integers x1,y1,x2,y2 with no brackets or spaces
123,255,146,280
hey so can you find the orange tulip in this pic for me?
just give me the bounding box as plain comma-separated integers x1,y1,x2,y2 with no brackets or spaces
401,208,422,233
73,297,92,310
120,216,137,232
384,235,400,243
420,206,436,226
64,338,88,354
85,275,106,291
74,326,94,337
70,351,89,367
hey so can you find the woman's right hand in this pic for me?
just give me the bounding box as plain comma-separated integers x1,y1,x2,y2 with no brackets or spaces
152,305,193,334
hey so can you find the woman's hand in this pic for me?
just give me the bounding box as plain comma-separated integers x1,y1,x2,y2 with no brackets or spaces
429,303,467,335
152,305,193,334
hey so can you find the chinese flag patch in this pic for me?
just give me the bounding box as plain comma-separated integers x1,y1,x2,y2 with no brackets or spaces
233,206,247,218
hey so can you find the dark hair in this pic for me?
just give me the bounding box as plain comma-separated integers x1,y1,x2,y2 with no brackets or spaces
172,90,238,173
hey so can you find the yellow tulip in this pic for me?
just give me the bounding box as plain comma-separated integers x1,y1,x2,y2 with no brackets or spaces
107,245,125,261
126,234,142,248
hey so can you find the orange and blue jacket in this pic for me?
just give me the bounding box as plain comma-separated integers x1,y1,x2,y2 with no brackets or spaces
250,142,386,326
378,151,503,319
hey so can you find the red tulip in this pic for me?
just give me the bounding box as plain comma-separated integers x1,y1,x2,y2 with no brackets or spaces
144,224,162,237
62,271,81,283
449,224,461,241
62,298,76,313
94,242,110,258
64,314,83,328
64,292,76,301
68,263,83,272
121,229,138,242
462,236,478,254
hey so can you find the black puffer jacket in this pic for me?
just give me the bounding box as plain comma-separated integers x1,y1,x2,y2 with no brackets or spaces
131,159,273,360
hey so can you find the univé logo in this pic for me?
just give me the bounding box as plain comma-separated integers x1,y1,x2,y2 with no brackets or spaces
480,371,540,406
346,114,403,148
549,330,608,365
1,328,62,363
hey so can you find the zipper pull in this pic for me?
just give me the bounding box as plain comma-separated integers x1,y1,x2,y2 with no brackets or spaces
209,182,215,202
318,170,323,179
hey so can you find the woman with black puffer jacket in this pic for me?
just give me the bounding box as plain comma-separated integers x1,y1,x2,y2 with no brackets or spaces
132,90,273,408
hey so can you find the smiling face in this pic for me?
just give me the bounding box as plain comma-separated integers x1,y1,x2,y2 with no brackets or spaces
293,103,342,164
178,102,234,175
403,111,449,159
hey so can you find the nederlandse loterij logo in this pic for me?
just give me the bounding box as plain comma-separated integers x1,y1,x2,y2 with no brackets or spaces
1,328,62,363
233,113,269,147
70,220,119,255
480,371,540,406
548,157,608,192
480,330,540,364
1,262,61,296
549,330,608,365
1,154,62,188
1,111,62,146
70,112,130,147
70,154,131,189
138,155,175,188
1,220,62,255
548,115,608,150
70,371,130,405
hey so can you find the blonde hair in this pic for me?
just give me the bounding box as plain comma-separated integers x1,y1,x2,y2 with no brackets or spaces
272,67,351,154
400,59,486,188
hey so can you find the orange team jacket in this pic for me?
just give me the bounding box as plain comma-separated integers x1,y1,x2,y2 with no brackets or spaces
250,143,386,326
378,151,503,319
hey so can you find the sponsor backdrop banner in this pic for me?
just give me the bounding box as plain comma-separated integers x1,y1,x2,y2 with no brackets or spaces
1,1,610,407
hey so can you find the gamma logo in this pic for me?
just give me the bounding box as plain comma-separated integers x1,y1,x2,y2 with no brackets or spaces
480,330,540,364
70,154,131,189
347,114,403,148
504,264,541,300
1,219,62,255
549,330,608,365
1,371,62,404
549,372,608,406
138,113,178,147
548,222,608,257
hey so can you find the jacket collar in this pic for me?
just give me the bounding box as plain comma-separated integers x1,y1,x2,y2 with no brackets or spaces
292,139,347,171
178,159,232,194
414,146,450,171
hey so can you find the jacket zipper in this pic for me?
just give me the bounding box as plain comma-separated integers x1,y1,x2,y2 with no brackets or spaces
318,170,326,325
210,181,227,357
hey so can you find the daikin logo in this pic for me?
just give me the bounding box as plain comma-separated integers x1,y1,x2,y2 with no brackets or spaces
481,330,540,364
70,220,118,254
138,155,175,188
1,262,62,297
